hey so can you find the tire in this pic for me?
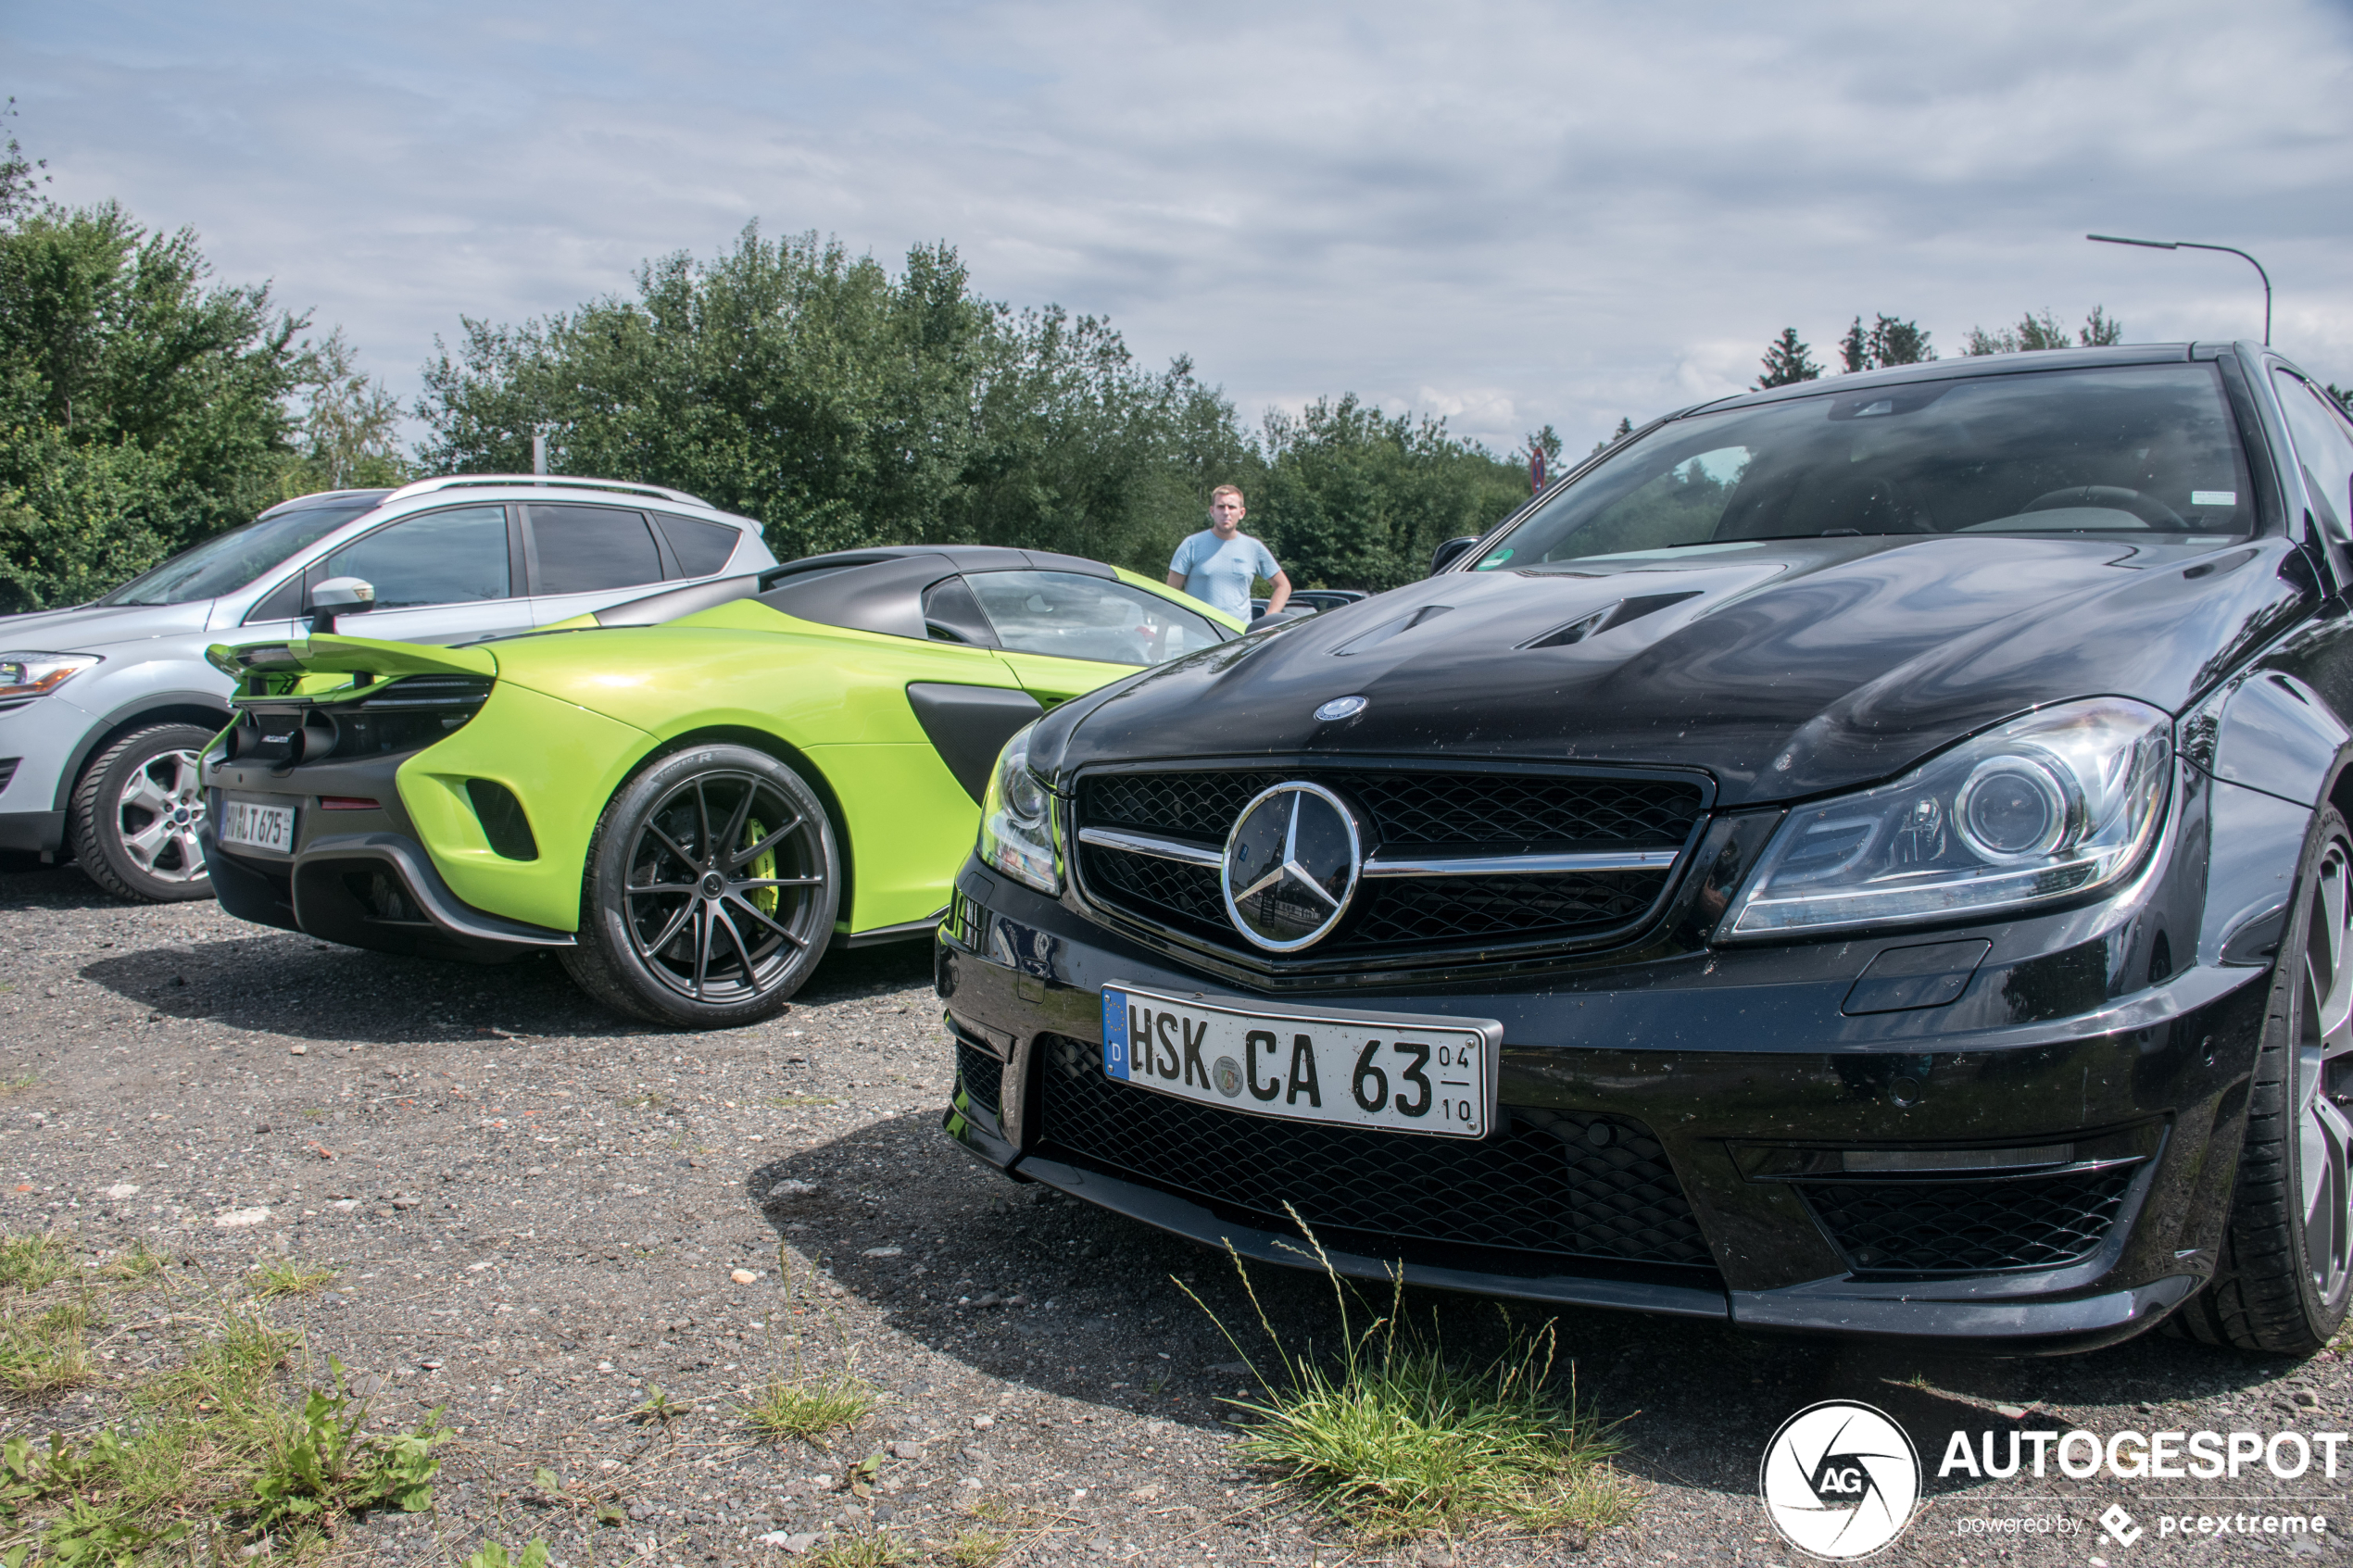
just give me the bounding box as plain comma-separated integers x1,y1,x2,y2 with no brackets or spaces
67,722,218,903
561,744,839,1029
2174,805,2353,1354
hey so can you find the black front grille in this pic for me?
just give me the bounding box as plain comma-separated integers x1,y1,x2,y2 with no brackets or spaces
957,1040,1003,1117
1081,769,1703,847
1801,1167,2138,1274
1075,765,1702,964
1034,1035,1711,1271
0,758,18,794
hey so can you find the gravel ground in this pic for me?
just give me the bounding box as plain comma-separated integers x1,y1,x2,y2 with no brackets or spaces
5,861,2352,1566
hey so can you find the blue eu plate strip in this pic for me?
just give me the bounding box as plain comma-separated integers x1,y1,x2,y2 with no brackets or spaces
1101,988,1130,1080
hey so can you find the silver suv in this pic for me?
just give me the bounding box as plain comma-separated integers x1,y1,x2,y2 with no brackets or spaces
0,475,777,901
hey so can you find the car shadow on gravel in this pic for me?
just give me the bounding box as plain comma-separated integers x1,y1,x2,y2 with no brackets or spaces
739,1115,2314,1497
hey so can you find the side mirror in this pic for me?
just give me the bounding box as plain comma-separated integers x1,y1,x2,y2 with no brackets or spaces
1429,536,1481,576
310,576,375,636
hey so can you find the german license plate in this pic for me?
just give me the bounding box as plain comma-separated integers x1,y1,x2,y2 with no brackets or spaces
219,798,295,853
1100,983,1501,1138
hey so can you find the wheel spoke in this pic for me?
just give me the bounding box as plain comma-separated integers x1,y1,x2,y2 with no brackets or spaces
693,781,714,866
626,881,699,896
630,898,696,961
732,812,805,871
119,773,173,818
691,901,713,1000
725,890,809,950
719,783,755,865
711,901,761,980
2321,854,2353,1048
734,876,824,890
120,816,172,869
646,826,698,875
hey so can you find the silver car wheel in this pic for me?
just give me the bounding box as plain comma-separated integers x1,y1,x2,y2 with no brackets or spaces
2296,833,2353,1303
116,746,208,884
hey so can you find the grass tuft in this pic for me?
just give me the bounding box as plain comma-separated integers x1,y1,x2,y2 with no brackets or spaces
1182,1212,1637,1545
0,1293,101,1399
102,1239,173,1285
807,1526,915,1566
0,1231,73,1292
250,1258,340,1299
741,1367,875,1445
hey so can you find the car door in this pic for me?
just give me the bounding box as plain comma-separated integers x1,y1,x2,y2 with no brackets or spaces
236,503,530,646
522,504,672,624
963,568,1227,705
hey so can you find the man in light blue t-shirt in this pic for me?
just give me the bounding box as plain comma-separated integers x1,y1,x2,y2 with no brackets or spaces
1166,484,1290,621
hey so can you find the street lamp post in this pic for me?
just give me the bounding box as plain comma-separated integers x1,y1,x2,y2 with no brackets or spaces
2086,233,2271,346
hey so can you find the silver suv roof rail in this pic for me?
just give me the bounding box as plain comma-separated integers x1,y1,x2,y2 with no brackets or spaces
380,474,716,509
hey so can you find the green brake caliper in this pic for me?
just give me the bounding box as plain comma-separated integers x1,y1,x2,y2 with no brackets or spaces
743,819,779,919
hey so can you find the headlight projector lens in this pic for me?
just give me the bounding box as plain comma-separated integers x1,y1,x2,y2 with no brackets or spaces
1955,755,2072,861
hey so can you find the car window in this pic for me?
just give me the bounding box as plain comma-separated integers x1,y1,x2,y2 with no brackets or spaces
96,499,379,606
922,576,1000,646
528,505,664,595
966,571,1222,666
323,505,511,608
652,511,741,577
1475,364,2257,570
2273,370,2353,542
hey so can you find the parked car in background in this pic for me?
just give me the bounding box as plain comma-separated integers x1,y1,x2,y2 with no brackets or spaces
0,477,775,903
201,546,1244,1028
1251,588,1367,619
939,342,2353,1357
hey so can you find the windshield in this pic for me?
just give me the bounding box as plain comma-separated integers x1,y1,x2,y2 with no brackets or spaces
1475,364,2256,571
97,498,383,606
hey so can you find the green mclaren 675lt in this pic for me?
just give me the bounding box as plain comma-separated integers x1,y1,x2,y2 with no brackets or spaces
197,547,1244,1027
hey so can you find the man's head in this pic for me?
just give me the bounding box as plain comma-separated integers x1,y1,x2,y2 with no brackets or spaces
1209,484,1246,539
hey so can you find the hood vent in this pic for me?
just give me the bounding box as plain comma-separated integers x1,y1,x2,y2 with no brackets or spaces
1519,592,1700,650
1331,604,1453,656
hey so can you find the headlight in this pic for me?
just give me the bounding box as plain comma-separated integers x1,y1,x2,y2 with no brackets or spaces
978,721,1060,894
1722,697,2171,938
0,652,101,699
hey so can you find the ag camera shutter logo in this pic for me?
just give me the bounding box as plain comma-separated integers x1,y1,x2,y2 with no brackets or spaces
1759,1400,1921,1560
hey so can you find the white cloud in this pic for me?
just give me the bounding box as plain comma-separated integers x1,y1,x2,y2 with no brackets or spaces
7,0,2350,461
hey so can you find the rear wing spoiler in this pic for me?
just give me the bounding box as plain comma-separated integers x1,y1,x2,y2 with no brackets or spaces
206,634,498,698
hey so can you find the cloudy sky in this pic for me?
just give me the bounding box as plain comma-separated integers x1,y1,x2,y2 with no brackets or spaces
9,0,2352,456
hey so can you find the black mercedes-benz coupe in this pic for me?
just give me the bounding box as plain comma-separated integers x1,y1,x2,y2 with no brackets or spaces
934,342,2353,1355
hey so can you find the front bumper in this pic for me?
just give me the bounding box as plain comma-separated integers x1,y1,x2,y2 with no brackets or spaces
935,856,2267,1353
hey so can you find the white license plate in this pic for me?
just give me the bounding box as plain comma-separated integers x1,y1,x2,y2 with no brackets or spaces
219,799,296,853
1100,983,1501,1138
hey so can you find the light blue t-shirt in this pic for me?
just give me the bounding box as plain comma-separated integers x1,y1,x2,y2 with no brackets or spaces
1169,530,1279,620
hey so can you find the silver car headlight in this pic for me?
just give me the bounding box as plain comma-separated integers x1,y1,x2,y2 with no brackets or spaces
1721,697,2171,938
0,652,101,700
978,721,1060,894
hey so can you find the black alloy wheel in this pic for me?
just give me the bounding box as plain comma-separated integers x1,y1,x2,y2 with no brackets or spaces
565,744,838,1028
2176,806,2353,1353
67,721,219,903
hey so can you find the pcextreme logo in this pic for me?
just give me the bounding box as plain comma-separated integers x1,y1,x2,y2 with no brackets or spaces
1759,1400,1923,1560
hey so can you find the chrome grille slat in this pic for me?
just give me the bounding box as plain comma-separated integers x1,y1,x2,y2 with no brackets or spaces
1072,765,1705,965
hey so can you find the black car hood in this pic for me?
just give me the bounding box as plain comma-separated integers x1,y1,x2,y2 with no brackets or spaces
1056,534,2312,808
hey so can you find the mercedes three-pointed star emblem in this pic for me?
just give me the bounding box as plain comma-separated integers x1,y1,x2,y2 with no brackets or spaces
1221,782,1364,951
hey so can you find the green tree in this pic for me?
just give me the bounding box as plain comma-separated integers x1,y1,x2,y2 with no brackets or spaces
1963,307,2120,356
416,224,1254,576
273,326,409,496
0,197,313,610
0,98,48,223
1588,417,1633,458
2328,384,2352,416
1251,395,1527,592
1755,328,1821,389
1840,314,1934,371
